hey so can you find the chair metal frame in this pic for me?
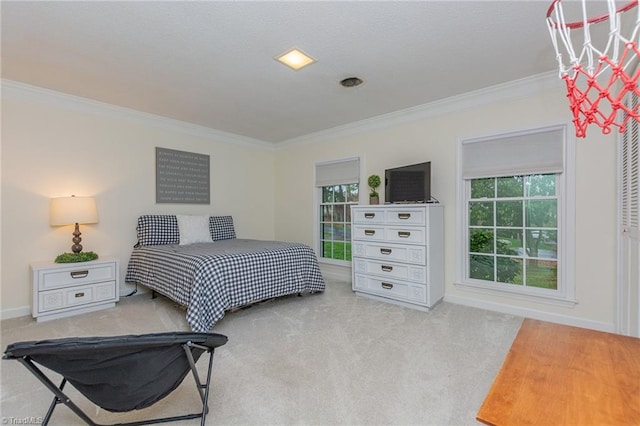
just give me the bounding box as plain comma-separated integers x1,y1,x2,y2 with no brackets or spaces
5,336,224,426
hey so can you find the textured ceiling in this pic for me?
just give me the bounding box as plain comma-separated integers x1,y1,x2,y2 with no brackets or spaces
1,1,595,144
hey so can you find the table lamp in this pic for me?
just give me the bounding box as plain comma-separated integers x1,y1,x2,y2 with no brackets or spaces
50,195,98,254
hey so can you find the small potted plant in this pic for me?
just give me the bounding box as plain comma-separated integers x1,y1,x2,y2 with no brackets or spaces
368,174,381,205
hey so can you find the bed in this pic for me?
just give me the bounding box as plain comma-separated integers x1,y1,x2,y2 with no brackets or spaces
125,215,325,331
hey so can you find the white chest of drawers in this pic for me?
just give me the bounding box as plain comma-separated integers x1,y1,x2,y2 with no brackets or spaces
31,257,120,322
351,204,444,310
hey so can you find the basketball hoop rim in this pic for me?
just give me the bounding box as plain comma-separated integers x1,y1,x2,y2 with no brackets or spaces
547,0,638,29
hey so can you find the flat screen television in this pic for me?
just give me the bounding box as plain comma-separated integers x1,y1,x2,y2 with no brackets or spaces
384,161,431,203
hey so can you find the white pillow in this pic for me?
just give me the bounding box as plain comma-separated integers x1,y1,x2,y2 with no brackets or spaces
176,215,213,245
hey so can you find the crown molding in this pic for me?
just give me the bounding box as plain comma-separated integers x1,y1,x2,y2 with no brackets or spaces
276,71,564,149
1,79,275,151
3,72,564,151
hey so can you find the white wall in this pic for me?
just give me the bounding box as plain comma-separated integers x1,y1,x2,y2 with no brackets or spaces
1,81,276,317
2,74,620,333
274,73,618,332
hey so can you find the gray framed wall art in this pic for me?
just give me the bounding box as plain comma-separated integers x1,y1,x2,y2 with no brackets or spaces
156,147,210,204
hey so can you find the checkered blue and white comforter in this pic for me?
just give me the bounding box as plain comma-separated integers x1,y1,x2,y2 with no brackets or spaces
125,239,325,331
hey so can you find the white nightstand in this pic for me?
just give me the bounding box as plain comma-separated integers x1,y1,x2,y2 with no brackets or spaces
31,257,120,322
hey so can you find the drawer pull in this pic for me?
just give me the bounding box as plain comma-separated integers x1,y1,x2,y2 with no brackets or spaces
364,213,376,219
380,248,392,255
398,231,411,238
398,213,411,219
364,229,376,236
381,265,393,272
381,282,394,290
70,270,89,279
75,292,85,298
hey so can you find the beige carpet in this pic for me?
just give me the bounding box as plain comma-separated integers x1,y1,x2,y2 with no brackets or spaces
0,279,522,425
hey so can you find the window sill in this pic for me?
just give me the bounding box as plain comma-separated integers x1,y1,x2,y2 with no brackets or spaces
454,280,578,308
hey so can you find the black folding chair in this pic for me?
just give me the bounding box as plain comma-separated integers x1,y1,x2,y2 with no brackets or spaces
3,332,228,426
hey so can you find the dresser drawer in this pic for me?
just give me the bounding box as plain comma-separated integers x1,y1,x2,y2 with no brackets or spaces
352,241,426,265
353,258,426,283
353,274,427,304
38,281,117,313
385,209,426,226
352,209,386,224
38,263,116,291
353,225,387,241
385,227,425,245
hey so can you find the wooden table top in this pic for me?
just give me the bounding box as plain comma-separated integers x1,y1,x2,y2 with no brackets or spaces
477,318,640,426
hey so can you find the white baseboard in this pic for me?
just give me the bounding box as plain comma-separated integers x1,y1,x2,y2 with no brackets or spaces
444,293,615,333
0,287,148,321
1,306,31,321
319,264,351,282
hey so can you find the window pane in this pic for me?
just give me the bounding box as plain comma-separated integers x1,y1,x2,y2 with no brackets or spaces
334,185,345,202
321,205,333,221
496,200,523,227
526,174,556,197
322,241,332,258
540,230,557,259
526,259,557,289
323,187,333,203
332,242,346,260
470,254,494,280
525,230,557,260
497,257,523,284
347,184,359,202
470,228,494,253
334,204,345,222
497,176,524,198
526,200,557,227
469,201,494,226
471,178,494,199
496,229,522,255
345,224,352,241
322,223,334,239
333,224,345,242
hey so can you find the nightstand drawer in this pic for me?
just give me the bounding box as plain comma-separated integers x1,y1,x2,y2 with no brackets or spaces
38,281,117,313
38,263,116,290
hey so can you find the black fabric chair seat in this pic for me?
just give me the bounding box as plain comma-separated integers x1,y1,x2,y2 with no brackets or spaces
4,332,228,426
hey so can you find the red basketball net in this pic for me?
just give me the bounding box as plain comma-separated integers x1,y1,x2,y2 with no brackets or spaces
547,0,640,137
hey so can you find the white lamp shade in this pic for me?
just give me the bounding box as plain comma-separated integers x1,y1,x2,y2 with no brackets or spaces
50,196,98,226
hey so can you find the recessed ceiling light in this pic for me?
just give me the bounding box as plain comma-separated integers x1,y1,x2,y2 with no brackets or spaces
340,77,364,87
275,48,316,71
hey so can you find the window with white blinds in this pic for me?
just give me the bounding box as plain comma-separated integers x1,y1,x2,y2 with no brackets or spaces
315,157,360,187
461,127,565,179
457,125,575,303
315,157,360,265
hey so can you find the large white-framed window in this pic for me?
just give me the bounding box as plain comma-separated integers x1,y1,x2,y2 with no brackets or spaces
456,125,576,304
315,157,360,265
